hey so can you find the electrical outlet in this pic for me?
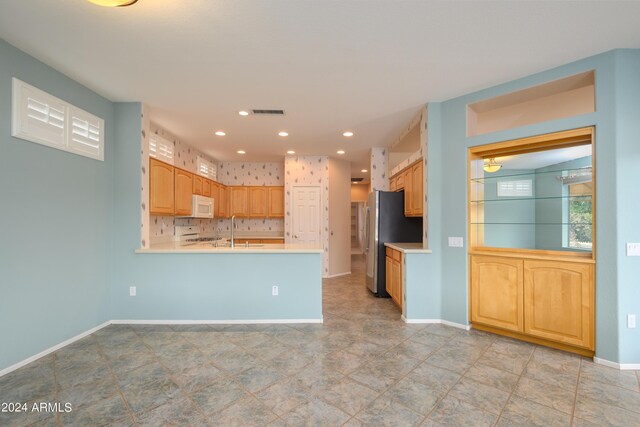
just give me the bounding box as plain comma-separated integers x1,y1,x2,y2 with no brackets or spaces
626,243,640,256
129,286,136,297
448,237,464,248
272,285,279,296
628,314,636,328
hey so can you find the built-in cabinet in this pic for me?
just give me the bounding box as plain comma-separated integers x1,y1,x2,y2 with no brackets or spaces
470,254,594,354
468,127,595,357
232,238,285,245
390,160,423,217
385,247,403,309
230,187,249,217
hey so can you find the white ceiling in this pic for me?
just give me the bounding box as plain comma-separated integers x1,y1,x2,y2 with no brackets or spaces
1,1,639,182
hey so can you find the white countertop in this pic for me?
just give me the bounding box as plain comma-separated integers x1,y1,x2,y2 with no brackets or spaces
385,242,433,254
136,241,322,254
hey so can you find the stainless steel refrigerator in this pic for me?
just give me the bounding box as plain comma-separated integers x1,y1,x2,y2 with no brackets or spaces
365,190,423,297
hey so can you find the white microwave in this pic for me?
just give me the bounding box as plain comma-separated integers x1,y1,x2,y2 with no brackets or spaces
190,195,214,218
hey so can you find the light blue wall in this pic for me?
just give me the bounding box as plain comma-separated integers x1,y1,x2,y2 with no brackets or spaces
613,51,640,364
428,49,640,363
109,103,323,321
482,169,536,249
0,39,114,370
404,253,441,320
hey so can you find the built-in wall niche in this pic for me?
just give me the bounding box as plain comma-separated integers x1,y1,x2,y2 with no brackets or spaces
467,71,595,137
469,127,594,256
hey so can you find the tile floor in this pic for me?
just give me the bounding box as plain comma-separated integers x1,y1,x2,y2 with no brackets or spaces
1,255,639,426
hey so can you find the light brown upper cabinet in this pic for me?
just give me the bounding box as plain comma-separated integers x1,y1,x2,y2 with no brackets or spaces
410,162,423,216
268,186,285,218
468,126,595,356
249,187,269,218
218,185,227,218
209,182,219,216
229,187,249,217
174,168,193,216
192,175,203,196
403,168,412,216
149,158,174,215
202,179,212,197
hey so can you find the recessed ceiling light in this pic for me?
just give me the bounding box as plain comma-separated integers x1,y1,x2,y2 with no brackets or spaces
238,110,250,116
361,169,368,173
287,150,295,154
237,150,245,154
343,131,354,137
337,150,345,155
278,131,289,137
215,131,226,136
87,0,138,6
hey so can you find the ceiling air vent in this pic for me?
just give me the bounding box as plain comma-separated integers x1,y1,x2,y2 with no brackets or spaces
351,177,364,182
251,109,285,115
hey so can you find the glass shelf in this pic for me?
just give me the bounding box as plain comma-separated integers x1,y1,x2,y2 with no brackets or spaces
470,166,591,183
470,195,592,204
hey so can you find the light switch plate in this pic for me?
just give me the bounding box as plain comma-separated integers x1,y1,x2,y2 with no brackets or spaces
626,243,640,256
448,237,464,248
628,314,636,329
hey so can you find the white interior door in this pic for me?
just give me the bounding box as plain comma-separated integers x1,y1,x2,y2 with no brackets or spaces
292,186,322,246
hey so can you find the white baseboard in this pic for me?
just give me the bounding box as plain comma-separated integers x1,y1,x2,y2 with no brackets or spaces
594,357,640,370
326,271,351,278
401,316,471,331
111,319,324,325
0,321,111,378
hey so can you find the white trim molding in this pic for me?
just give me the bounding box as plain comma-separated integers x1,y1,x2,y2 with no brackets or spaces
326,271,351,279
0,321,111,378
401,316,472,331
110,319,324,325
594,357,640,371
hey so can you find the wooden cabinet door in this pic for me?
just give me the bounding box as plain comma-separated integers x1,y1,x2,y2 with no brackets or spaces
396,173,405,190
403,169,412,216
268,186,285,218
210,182,219,216
470,255,524,332
411,162,423,216
389,177,397,192
193,175,203,195
523,260,594,349
385,255,393,296
218,185,227,218
174,169,193,216
202,179,212,197
248,187,269,217
149,158,174,215
229,187,248,217
392,257,402,307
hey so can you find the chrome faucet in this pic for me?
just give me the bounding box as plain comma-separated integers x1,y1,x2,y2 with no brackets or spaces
230,215,237,248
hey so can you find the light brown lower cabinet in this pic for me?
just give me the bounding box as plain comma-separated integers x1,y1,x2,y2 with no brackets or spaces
385,247,403,309
470,254,594,355
232,238,285,244
523,260,594,349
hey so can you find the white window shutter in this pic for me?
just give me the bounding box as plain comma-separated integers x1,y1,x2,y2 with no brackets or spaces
68,107,104,161
149,133,174,164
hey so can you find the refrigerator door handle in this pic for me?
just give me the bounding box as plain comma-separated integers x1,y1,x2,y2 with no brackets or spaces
364,206,370,253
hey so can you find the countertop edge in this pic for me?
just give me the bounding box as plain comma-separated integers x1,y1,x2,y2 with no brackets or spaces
384,242,433,254
135,248,323,254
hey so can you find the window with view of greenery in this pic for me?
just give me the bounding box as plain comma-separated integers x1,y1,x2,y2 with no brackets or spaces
568,182,592,250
